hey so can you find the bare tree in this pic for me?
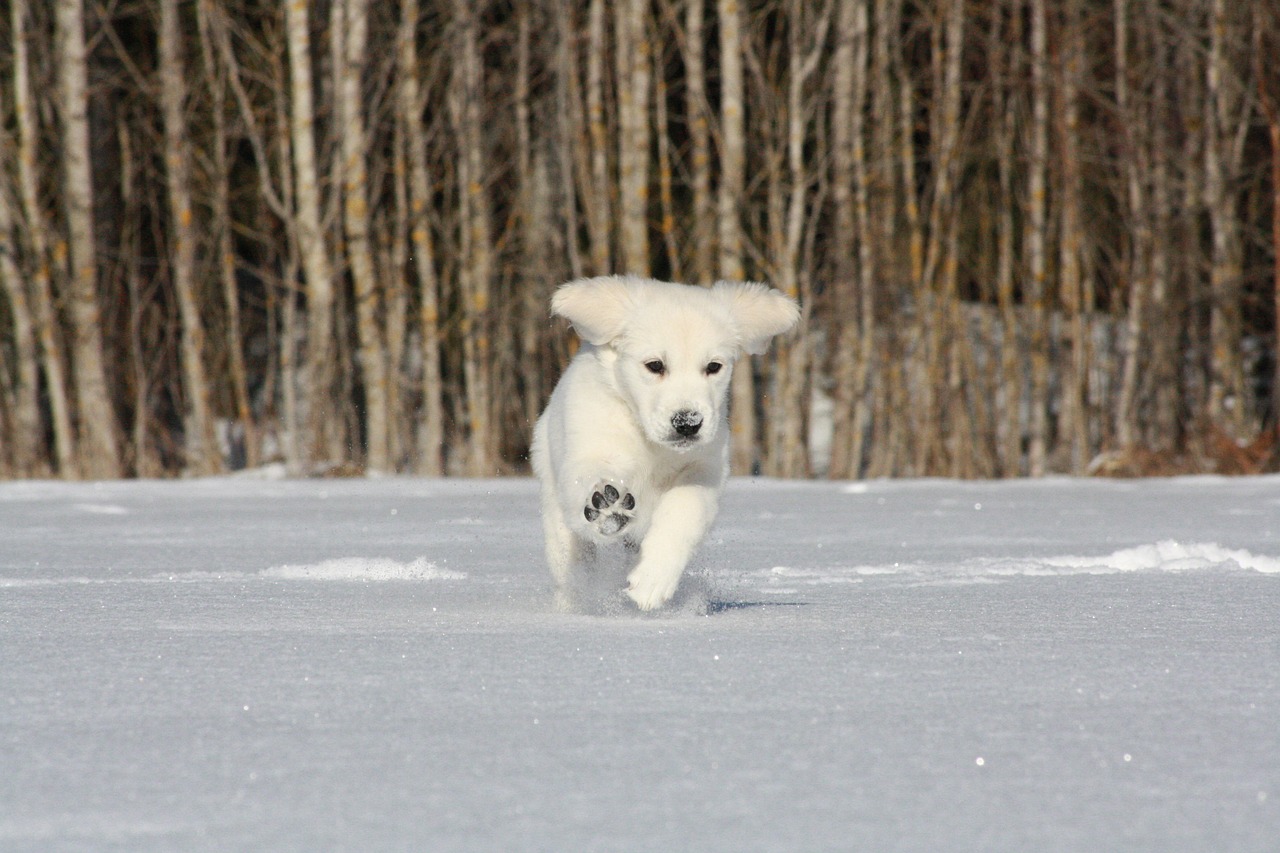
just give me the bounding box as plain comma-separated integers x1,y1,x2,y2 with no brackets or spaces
0,88,41,475
2,0,1276,482
398,0,445,475
13,0,76,477
196,0,257,469
57,0,121,479
717,0,755,474
587,0,612,275
765,0,829,477
286,0,340,469
450,0,496,474
159,0,221,475
616,0,652,276
1258,0,1280,429
1205,0,1254,441
339,0,391,471
683,0,715,284
1026,0,1051,476
1057,0,1089,472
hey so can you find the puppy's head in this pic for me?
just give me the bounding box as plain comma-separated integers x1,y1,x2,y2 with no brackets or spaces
552,276,799,451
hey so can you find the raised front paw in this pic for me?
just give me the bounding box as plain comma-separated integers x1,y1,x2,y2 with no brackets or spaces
583,483,636,536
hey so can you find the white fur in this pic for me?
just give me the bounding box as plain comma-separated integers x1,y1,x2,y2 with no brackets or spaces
531,276,800,611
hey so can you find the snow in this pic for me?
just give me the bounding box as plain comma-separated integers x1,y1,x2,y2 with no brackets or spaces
2,474,1278,851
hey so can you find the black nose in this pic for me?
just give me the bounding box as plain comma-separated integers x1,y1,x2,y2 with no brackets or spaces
672,410,703,437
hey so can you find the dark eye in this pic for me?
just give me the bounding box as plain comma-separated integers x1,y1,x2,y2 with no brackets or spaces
644,360,665,375
705,362,723,375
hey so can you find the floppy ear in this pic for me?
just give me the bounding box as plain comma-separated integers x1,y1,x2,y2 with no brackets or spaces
550,276,636,345
713,281,801,355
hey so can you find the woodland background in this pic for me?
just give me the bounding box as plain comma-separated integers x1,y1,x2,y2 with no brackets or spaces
1,0,1279,480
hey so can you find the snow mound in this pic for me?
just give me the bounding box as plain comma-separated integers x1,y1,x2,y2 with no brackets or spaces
756,540,1280,590
261,557,465,581
1041,540,1280,574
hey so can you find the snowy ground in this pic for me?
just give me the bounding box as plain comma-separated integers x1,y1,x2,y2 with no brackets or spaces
2,473,1278,852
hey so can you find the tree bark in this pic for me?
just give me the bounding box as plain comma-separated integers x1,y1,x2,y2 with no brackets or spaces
1026,0,1051,476
1057,0,1088,472
57,0,121,479
684,0,715,284
1257,1,1280,430
399,0,445,475
160,0,221,475
992,0,1022,476
0,85,41,475
766,0,828,478
286,0,339,469
14,0,76,477
587,0,612,274
1114,0,1147,454
196,0,257,469
339,0,391,472
1205,0,1253,440
616,0,652,276
718,0,754,474
450,0,496,475
829,0,858,478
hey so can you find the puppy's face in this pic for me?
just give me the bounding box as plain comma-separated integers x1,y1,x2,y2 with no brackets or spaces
613,303,736,451
552,277,800,453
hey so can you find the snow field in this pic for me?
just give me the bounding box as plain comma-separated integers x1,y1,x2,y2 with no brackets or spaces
2,474,1278,851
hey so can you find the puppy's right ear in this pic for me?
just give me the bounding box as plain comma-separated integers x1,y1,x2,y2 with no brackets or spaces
550,276,635,346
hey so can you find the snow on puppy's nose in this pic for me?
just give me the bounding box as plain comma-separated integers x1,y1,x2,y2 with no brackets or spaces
672,409,703,437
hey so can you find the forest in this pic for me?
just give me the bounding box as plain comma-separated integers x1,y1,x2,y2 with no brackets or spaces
1,0,1278,480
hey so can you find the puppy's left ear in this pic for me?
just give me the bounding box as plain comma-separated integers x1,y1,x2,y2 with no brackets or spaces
713,281,800,355
550,276,636,346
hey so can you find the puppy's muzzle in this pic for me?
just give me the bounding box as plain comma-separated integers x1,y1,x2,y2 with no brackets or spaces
671,410,703,438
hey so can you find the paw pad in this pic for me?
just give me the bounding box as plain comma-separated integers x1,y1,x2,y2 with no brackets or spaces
584,484,635,535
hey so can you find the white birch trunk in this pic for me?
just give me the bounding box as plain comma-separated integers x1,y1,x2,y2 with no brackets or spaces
339,0,391,472
0,89,41,475
399,0,444,475
616,0,651,275
718,0,755,473
57,0,120,478
587,0,612,274
196,0,257,469
1205,0,1252,440
685,0,715,284
451,0,495,475
1026,0,1051,476
286,0,339,468
14,0,76,477
160,0,220,475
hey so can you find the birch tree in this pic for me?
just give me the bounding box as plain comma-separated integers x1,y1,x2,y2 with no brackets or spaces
0,90,41,475
1026,0,1051,476
159,0,220,475
718,0,755,474
57,0,120,479
587,0,612,274
286,0,339,468
450,0,496,474
11,0,75,476
196,0,257,469
616,0,652,276
1205,0,1254,440
398,0,444,474
339,0,391,471
684,0,715,284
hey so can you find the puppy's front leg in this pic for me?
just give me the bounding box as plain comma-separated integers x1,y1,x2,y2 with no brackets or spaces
626,482,720,611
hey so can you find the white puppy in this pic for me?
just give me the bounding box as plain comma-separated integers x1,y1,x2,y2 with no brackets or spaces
531,276,800,611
